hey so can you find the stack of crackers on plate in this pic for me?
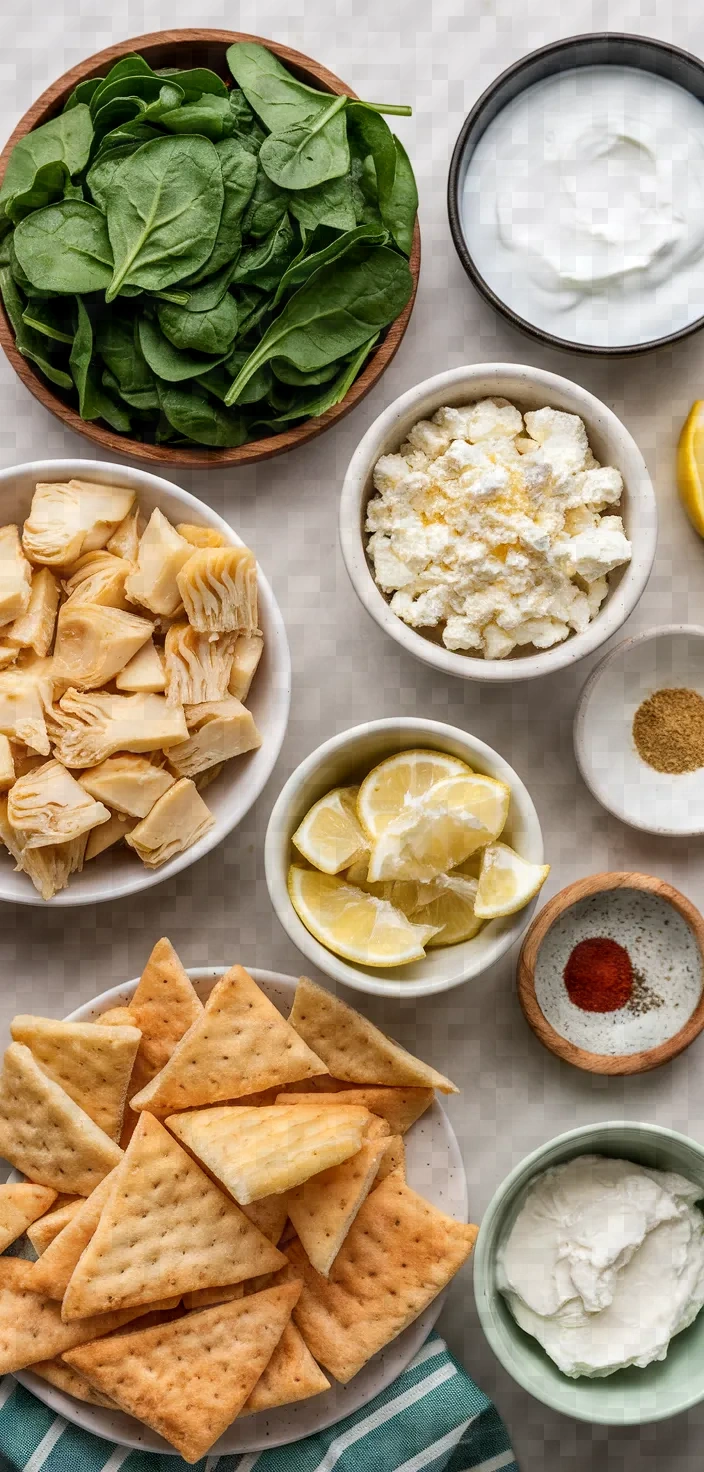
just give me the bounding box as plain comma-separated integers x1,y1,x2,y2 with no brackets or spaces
0,940,477,1462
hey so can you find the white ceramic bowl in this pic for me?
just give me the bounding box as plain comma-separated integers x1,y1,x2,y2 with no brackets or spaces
0,459,290,906
339,363,657,683
574,624,704,836
264,716,544,999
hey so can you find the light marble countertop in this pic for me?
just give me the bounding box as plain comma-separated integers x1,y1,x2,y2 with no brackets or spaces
1,1,704,1467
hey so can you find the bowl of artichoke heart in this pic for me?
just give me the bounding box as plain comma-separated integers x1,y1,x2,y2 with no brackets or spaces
0,32,420,466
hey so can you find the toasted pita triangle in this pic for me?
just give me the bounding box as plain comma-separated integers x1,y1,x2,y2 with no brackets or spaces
27,1198,82,1254
31,1169,118,1300
278,1085,434,1135
61,1113,285,1320
0,1044,122,1196
289,978,458,1093
0,1259,178,1374
130,966,326,1113
241,1321,330,1415
30,1357,118,1409
11,1016,141,1142
0,1184,56,1253
64,1282,301,1463
287,1139,388,1277
182,1282,244,1311
241,1193,289,1244
375,1133,405,1184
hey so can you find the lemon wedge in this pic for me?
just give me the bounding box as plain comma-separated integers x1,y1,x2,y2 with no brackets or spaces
292,786,367,874
366,774,511,882
288,865,438,966
677,400,704,537
357,749,472,840
413,874,484,947
473,842,550,918
344,857,445,917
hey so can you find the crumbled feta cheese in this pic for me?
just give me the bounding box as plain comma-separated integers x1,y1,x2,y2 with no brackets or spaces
365,398,631,660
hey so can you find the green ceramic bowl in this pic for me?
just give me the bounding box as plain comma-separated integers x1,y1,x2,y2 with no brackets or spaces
474,1120,704,1424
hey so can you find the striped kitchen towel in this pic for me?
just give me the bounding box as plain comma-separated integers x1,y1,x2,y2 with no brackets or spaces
0,1334,518,1472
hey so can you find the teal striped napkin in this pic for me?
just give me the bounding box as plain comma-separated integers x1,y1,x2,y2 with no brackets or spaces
0,1334,517,1472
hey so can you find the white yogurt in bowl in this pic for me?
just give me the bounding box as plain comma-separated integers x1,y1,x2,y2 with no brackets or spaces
462,66,704,348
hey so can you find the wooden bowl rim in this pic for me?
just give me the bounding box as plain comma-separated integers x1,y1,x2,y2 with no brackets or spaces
517,871,704,1075
0,28,420,469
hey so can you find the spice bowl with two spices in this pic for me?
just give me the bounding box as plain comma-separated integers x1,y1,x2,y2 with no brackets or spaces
517,872,704,1074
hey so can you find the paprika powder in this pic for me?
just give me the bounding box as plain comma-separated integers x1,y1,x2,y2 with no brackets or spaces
563,936,633,1013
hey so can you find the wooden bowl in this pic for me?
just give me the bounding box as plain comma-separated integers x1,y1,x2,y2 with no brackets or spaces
517,872,704,1075
0,29,421,469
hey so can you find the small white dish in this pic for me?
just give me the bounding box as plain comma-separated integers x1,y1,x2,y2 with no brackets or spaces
339,363,657,683
0,459,291,906
14,966,468,1456
264,716,544,999
574,625,704,835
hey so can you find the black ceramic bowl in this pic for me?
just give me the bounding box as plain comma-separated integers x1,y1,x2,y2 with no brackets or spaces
447,32,704,357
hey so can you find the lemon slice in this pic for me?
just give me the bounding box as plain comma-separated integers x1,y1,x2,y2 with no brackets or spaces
357,749,472,840
677,401,704,537
473,842,550,918
288,865,438,967
344,857,445,917
413,875,484,947
292,786,368,874
367,774,511,882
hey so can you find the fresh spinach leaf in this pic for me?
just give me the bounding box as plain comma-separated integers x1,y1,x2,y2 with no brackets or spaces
89,55,155,112
64,78,104,112
271,357,339,385
241,165,289,237
347,106,417,253
233,285,272,338
182,139,256,285
105,135,223,300
94,121,161,159
227,42,334,131
0,266,73,387
5,160,70,224
102,366,159,410
219,351,273,403
156,380,249,447
158,292,238,354
233,213,296,291
289,173,357,233
21,297,75,343
86,146,138,210
13,200,113,293
182,259,241,312
90,73,182,117
0,105,93,214
272,222,387,304
385,135,418,255
154,67,228,101
265,332,378,422
70,297,131,428
138,313,228,381
159,94,232,141
259,94,350,190
95,312,155,397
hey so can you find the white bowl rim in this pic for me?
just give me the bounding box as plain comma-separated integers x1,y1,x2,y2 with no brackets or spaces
0,457,291,907
574,623,704,836
264,715,544,999
473,1118,704,1425
339,362,658,684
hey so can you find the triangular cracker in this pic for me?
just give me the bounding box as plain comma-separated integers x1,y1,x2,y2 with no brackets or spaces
287,1138,388,1277
241,1194,289,1245
11,1015,141,1142
278,1086,434,1135
30,1357,118,1409
286,1171,478,1382
166,1103,373,1204
64,1283,302,1464
31,1168,118,1300
128,937,203,1077
0,1259,179,1374
0,1043,122,1195
61,1113,285,1320
375,1134,405,1184
289,978,458,1093
130,966,326,1114
27,1197,82,1254
241,1321,330,1415
182,1282,244,1311
0,1184,56,1253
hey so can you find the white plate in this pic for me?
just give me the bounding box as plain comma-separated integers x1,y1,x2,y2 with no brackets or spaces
14,968,468,1456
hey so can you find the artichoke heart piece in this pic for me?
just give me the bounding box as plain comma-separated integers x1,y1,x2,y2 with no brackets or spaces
52,603,154,690
169,698,262,779
115,638,166,693
106,506,143,564
7,759,111,849
0,526,32,628
63,553,130,611
125,777,215,868
124,509,194,618
79,754,175,819
85,809,137,861
176,523,226,550
0,735,14,792
46,690,188,769
7,569,60,656
22,481,135,567
164,624,236,706
229,632,264,702
0,644,18,671
0,796,87,901
176,545,258,635
0,664,53,755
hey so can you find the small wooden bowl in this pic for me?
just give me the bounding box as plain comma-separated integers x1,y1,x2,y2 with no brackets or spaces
517,872,704,1075
0,29,420,469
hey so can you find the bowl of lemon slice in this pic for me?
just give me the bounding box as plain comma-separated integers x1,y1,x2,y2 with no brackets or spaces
264,717,548,998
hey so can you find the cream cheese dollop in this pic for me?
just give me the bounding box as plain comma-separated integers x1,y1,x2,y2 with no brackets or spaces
497,1154,704,1377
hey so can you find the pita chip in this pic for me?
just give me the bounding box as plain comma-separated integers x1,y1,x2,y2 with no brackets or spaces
241,1321,330,1415
375,1134,405,1184
130,966,326,1114
0,1259,179,1374
61,1113,285,1321
241,1193,289,1245
11,1016,141,1142
287,1138,388,1277
31,1169,118,1299
127,938,203,1077
27,1198,82,1254
286,1171,478,1382
0,1184,56,1253
182,1282,244,1311
289,978,458,1094
30,1357,118,1409
166,1103,373,1204
64,1282,302,1464
279,1086,434,1135
0,1044,122,1195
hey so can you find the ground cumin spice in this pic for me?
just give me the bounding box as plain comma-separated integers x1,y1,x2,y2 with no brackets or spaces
632,687,704,774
